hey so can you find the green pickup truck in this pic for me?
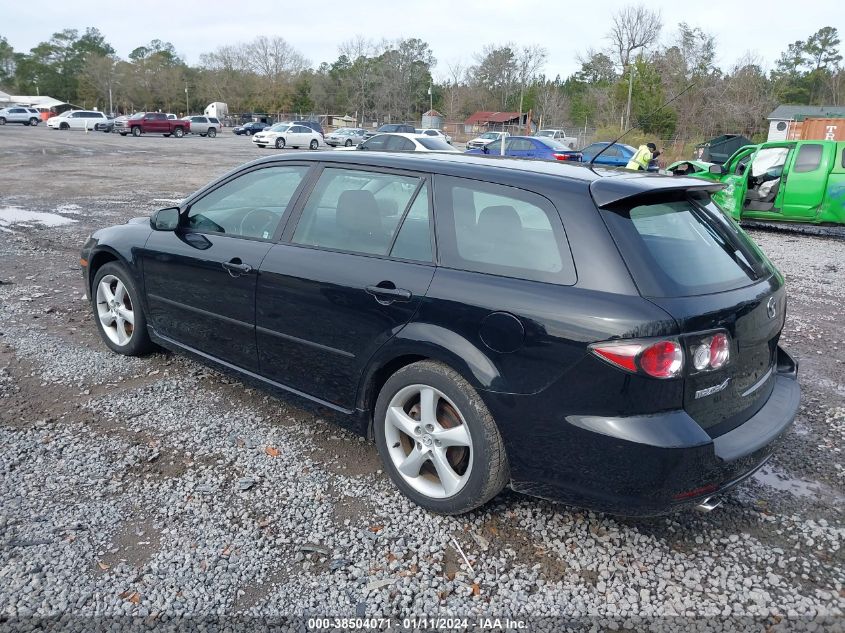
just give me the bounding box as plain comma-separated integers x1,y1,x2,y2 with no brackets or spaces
668,140,845,226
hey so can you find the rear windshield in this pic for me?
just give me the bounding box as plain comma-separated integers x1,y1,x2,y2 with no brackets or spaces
417,137,454,151
601,192,773,297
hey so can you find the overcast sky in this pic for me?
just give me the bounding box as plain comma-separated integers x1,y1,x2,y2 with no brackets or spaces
3,0,842,79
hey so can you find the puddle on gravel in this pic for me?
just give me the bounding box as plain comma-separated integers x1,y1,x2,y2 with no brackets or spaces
0,206,77,228
753,464,844,503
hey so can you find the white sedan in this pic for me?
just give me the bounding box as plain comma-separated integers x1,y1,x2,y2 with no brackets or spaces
252,123,322,150
353,133,459,152
416,128,452,144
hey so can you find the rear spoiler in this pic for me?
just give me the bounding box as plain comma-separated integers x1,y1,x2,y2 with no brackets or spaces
589,172,724,208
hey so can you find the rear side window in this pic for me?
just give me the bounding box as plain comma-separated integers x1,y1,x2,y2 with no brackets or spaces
434,176,575,285
600,193,772,297
794,144,823,173
417,137,451,151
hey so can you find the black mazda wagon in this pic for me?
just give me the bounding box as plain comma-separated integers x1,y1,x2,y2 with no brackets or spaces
80,152,800,516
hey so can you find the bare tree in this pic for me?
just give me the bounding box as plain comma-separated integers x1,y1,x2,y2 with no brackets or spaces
339,36,384,124
516,44,547,119
607,4,662,128
608,5,663,69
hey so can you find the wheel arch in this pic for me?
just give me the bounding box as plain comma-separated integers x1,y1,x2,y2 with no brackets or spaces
87,247,134,294
356,323,504,438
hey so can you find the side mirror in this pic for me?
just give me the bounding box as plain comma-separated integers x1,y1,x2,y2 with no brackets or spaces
708,164,726,176
150,207,180,231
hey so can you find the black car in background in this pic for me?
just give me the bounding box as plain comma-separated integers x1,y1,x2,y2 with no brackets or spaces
233,122,271,135
363,123,416,140
291,120,324,137
80,153,799,516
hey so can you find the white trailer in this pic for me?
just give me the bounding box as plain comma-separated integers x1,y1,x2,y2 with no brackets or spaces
204,102,228,122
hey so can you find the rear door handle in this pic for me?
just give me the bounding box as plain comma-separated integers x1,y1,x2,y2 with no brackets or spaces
365,285,412,303
222,260,253,276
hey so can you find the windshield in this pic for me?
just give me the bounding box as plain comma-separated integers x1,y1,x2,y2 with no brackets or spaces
379,124,402,132
537,130,556,137
417,138,456,151
269,124,290,132
480,132,499,140
129,112,145,120
600,192,772,297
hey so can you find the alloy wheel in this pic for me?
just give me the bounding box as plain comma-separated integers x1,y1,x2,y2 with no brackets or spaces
384,384,473,499
96,275,135,346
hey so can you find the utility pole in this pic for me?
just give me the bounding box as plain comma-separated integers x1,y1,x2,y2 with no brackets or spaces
185,82,189,116
624,61,635,130
428,83,432,114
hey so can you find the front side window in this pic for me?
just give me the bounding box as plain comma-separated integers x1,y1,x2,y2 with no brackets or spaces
794,144,823,173
187,166,309,240
292,168,422,256
435,176,575,284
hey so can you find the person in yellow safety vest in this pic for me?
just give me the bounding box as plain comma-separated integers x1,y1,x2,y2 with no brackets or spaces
626,142,658,171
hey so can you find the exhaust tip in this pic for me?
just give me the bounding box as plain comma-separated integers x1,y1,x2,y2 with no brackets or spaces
695,496,723,513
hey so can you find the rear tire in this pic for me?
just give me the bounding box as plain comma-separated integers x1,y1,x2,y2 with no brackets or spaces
91,262,154,357
29,118,39,126
173,127,184,138
374,360,509,515
275,137,285,149
207,128,216,138
132,127,141,137
309,139,319,150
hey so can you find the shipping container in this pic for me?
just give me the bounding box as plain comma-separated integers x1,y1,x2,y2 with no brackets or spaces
799,117,845,141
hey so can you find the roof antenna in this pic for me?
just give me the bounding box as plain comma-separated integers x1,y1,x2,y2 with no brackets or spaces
588,82,696,169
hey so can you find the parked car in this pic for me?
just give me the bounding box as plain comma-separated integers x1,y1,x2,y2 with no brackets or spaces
292,120,324,137
113,112,190,137
233,122,270,136
576,142,638,167
80,152,799,516
363,123,416,140
47,110,110,131
465,135,577,161
465,131,510,150
416,128,452,144
325,128,367,147
668,139,845,226
356,133,458,152
252,123,322,149
183,115,220,137
536,129,577,149
0,107,41,126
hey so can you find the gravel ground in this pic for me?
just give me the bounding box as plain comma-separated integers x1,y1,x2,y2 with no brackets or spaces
0,125,843,630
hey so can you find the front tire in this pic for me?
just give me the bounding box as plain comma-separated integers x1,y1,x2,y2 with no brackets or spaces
310,139,319,150
60,123,69,130
374,361,509,514
345,139,352,147
92,262,154,356
0,117,6,125
275,137,285,149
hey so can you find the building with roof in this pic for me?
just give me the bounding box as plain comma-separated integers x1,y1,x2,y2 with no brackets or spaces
767,105,845,141
463,111,527,134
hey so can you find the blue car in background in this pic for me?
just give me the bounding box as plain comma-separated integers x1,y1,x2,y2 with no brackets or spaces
464,135,576,161
578,142,637,166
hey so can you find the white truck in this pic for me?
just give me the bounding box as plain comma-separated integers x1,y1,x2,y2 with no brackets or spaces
536,129,578,149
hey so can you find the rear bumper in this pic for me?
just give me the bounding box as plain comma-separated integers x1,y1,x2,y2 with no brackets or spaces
494,346,800,516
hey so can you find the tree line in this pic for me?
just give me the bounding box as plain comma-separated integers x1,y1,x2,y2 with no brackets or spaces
0,5,842,143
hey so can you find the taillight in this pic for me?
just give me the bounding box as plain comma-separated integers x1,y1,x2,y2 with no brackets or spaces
591,339,684,379
690,332,731,372
553,153,576,161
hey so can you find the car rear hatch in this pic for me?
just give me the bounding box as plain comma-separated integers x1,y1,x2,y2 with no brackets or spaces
594,181,784,437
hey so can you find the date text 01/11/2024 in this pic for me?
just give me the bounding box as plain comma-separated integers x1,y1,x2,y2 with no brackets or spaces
307,617,529,630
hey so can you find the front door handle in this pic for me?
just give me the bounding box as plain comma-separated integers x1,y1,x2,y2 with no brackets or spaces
365,284,412,303
222,259,253,277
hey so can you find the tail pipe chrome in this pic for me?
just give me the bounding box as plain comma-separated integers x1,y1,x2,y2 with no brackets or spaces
695,496,723,513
